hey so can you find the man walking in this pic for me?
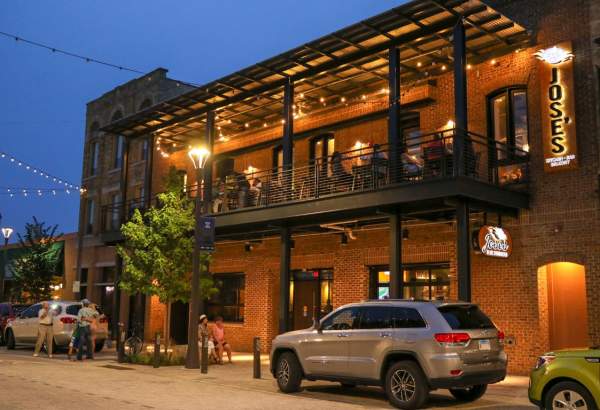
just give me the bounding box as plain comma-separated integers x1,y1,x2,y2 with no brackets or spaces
76,299,98,361
33,301,54,358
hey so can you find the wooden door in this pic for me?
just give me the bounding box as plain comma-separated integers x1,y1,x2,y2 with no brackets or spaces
547,262,589,350
293,280,319,330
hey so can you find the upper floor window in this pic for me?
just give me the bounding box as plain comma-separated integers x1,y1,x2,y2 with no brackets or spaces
310,134,335,177
89,141,100,176
114,135,125,169
488,87,529,159
85,199,95,234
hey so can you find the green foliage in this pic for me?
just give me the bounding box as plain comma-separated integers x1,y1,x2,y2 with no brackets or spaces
10,217,63,302
126,352,185,366
116,190,216,305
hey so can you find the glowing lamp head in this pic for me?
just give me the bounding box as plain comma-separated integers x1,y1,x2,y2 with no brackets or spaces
535,46,573,65
187,146,210,170
2,227,13,240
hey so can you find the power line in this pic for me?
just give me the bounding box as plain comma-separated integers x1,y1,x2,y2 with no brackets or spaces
0,30,201,88
0,30,145,74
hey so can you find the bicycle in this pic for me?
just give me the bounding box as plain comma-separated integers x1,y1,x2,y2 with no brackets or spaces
124,321,144,358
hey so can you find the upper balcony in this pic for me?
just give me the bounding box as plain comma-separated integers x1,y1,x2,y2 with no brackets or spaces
100,128,528,241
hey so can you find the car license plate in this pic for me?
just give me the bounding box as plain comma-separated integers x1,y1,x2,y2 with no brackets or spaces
479,339,491,350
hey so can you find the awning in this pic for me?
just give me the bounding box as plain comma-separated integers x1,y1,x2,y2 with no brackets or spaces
101,0,530,146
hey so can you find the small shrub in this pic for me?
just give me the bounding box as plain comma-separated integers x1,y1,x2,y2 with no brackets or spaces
126,352,185,366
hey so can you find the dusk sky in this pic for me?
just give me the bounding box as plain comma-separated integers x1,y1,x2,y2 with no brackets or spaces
0,1,403,242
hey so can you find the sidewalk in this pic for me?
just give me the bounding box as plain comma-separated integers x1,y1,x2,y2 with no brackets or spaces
0,348,535,409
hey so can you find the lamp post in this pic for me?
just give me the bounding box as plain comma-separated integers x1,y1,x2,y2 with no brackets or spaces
1,227,14,301
185,146,210,369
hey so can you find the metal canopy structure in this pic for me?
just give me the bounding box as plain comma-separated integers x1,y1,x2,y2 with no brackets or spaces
101,0,530,147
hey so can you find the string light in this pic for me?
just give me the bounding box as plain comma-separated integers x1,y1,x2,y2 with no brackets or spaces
0,186,79,198
0,150,83,191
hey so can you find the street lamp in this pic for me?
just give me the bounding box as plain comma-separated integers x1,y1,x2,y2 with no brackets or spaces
1,227,14,301
185,145,210,369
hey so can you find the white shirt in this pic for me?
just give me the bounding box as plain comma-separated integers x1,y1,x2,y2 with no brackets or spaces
38,308,53,325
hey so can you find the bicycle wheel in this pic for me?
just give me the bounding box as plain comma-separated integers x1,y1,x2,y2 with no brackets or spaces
124,336,143,356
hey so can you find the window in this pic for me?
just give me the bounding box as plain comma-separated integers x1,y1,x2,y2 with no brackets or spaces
108,193,121,230
321,307,359,331
369,264,451,301
89,141,100,176
22,304,41,318
80,268,88,299
100,266,116,284
114,135,125,169
206,273,245,322
392,307,427,328
310,134,335,177
85,199,95,234
438,305,494,330
358,307,392,329
66,304,82,316
141,138,149,161
488,87,529,159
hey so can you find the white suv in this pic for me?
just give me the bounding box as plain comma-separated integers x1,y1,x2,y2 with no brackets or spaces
4,301,109,352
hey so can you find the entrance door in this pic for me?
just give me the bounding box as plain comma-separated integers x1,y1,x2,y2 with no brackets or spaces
293,280,319,330
291,269,333,330
544,262,589,350
170,301,189,345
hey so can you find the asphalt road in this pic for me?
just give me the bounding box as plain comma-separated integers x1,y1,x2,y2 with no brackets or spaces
0,347,536,410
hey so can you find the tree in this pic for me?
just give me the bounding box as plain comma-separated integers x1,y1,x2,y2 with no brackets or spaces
117,171,216,345
10,217,63,302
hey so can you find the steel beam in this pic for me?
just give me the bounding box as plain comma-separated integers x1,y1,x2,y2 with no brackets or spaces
456,199,471,302
453,19,468,176
279,226,292,333
388,46,402,183
389,212,403,299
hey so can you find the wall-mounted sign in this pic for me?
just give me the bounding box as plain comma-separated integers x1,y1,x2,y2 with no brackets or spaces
536,42,578,172
477,226,512,258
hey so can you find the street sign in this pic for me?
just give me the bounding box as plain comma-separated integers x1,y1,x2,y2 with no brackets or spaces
198,216,216,252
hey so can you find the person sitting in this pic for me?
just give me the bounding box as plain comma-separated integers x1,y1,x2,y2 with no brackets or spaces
401,152,423,178
198,314,218,364
211,316,232,364
329,151,352,192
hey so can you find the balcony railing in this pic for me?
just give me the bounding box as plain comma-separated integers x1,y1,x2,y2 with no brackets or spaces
208,129,528,213
100,129,529,235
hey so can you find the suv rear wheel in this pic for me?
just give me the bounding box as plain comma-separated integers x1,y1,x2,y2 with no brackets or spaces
276,352,303,393
449,384,487,402
385,360,428,410
545,381,597,410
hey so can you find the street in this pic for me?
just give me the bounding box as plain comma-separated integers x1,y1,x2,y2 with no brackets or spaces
0,347,536,410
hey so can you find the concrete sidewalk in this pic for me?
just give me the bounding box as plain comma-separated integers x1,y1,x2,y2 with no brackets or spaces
0,348,535,409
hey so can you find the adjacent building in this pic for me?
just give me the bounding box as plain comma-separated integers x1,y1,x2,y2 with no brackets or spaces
81,0,600,374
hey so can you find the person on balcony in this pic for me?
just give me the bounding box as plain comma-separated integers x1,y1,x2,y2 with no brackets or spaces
329,151,352,192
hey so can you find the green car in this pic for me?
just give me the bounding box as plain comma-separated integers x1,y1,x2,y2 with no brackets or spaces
529,348,600,409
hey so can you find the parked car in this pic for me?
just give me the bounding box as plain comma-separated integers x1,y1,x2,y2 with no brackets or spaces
0,303,30,346
529,347,600,410
270,300,506,410
4,300,109,352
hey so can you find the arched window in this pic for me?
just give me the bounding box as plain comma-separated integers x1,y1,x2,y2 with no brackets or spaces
487,87,529,159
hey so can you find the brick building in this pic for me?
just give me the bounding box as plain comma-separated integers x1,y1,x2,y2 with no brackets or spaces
86,0,599,374
76,68,192,334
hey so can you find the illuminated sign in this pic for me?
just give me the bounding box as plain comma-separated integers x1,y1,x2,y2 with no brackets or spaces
538,42,578,172
478,226,512,258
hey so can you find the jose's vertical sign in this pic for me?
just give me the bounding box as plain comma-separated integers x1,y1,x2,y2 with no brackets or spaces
536,42,577,172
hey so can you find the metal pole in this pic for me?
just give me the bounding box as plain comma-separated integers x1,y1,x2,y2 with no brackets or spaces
201,334,208,374
117,322,125,363
153,332,161,368
253,337,261,379
388,46,402,183
278,226,291,333
185,167,203,369
389,212,403,299
456,199,471,301
0,238,8,301
453,18,468,177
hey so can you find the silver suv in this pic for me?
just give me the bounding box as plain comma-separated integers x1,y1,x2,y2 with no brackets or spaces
270,300,506,409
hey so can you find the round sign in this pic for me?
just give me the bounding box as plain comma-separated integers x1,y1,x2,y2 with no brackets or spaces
478,226,512,258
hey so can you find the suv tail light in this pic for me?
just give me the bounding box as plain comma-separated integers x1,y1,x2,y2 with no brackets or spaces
60,317,77,324
497,330,505,343
434,333,471,346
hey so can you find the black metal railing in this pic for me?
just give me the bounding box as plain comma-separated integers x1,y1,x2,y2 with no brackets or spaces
100,129,529,234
